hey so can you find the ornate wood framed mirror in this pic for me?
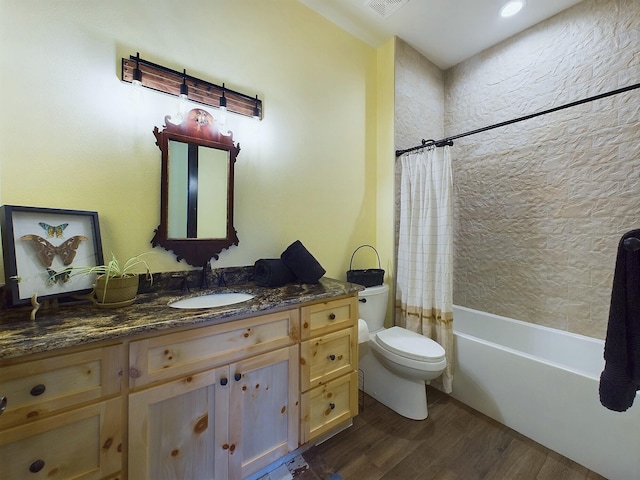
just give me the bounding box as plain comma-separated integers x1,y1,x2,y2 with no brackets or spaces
151,109,240,266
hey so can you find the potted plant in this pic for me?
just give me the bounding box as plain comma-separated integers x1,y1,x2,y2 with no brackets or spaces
59,252,153,308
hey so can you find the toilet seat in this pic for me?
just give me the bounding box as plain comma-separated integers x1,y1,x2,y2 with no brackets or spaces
375,327,445,363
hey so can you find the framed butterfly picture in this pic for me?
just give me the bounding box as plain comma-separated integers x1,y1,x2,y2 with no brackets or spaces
0,205,104,306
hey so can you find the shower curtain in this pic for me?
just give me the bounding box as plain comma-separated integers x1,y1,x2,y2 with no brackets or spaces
396,146,454,393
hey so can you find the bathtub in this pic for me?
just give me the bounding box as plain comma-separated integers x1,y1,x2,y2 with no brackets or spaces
451,305,640,480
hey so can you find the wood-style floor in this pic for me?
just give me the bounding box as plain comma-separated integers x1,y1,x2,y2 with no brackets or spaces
293,388,607,480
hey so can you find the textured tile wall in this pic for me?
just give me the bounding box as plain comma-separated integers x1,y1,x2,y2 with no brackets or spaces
445,0,640,339
394,39,446,261
396,0,640,339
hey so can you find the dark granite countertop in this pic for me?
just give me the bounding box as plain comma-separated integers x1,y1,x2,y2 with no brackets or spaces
0,277,363,360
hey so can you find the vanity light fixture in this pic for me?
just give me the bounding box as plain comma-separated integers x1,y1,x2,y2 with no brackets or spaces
121,53,263,120
500,0,525,17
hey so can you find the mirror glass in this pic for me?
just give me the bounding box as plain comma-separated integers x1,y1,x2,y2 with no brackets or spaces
167,141,229,239
152,109,240,267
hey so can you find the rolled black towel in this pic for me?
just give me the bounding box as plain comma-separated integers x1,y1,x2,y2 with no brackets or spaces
254,259,296,287
281,240,326,284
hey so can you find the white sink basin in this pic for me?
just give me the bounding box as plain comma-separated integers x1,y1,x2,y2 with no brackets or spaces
169,293,254,309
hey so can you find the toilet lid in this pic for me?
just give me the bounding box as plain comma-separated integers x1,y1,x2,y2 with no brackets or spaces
376,326,446,362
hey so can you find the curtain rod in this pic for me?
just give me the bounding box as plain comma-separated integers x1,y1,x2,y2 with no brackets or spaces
395,81,640,157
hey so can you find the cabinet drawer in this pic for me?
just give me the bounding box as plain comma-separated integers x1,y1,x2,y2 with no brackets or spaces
300,327,357,391
129,309,299,389
0,397,122,480
0,345,122,429
300,296,357,340
300,371,358,443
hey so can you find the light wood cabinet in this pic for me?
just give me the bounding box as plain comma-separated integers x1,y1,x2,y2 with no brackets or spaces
129,309,299,390
300,371,358,442
0,345,122,430
129,366,229,480
128,309,300,480
0,292,359,480
299,297,358,443
228,346,299,479
300,296,357,340
0,346,123,480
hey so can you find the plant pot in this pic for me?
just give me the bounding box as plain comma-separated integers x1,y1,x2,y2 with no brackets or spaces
92,274,139,308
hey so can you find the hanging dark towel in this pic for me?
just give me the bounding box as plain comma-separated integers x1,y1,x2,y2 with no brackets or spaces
599,229,640,411
281,240,326,284
253,259,296,287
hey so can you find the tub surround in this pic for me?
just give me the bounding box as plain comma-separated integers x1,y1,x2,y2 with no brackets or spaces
0,269,362,360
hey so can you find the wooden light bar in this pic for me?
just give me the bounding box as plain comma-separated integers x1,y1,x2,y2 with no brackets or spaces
121,54,262,120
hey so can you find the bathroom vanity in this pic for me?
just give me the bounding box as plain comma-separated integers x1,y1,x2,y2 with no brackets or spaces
0,277,361,480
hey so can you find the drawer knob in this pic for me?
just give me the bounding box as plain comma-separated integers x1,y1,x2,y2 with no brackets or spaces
329,403,336,410
220,378,228,386
329,313,336,320
234,373,242,381
359,298,367,303
29,459,45,473
30,384,46,397
0,396,7,415
328,354,336,361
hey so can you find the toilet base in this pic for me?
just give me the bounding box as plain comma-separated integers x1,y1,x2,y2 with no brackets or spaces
359,343,429,420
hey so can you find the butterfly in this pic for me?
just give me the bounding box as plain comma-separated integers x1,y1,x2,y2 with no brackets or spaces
21,235,88,268
46,268,71,284
38,222,69,238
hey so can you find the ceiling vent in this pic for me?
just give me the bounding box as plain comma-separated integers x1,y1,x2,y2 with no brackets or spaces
364,0,410,19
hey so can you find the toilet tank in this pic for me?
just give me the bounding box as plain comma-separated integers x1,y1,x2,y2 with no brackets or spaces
358,283,389,331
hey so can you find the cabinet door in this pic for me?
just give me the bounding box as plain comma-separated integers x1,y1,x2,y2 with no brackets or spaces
228,345,299,480
0,397,122,480
128,367,229,480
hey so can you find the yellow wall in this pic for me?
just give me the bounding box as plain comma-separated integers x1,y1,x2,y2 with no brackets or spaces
0,0,392,283
376,38,396,324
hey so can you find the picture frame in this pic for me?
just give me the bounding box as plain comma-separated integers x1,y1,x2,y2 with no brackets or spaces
0,205,104,306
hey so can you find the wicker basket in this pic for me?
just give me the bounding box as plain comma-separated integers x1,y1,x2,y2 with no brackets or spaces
347,245,384,287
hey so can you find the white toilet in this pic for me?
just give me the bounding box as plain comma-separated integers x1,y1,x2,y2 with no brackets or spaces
358,284,446,420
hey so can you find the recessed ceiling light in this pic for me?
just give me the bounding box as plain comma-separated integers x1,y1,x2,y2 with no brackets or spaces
500,0,526,18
